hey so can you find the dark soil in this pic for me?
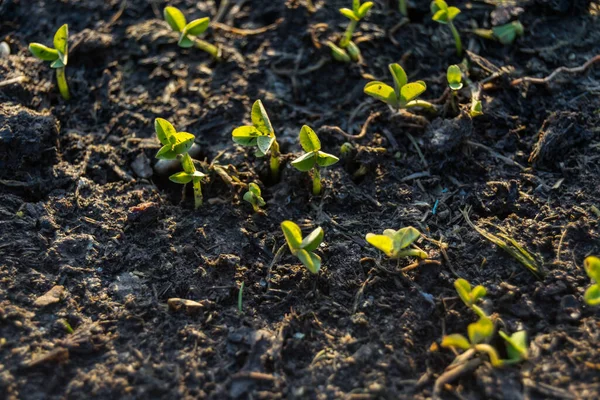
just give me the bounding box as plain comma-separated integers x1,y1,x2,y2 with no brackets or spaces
1,0,600,399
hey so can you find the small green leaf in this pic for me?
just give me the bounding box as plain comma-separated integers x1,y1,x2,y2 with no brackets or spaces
28,43,59,61
400,81,426,105
291,152,316,172
345,41,361,62
393,226,420,250
389,63,407,96
299,125,321,152
257,135,275,155
328,42,351,63
191,170,206,178
352,0,361,13
432,10,448,24
584,256,600,283
184,18,210,36
339,8,358,21
171,132,195,155
471,285,487,303
297,249,321,274
470,100,483,117
169,171,193,184
383,229,397,238
447,6,461,20
499,330,528,361
468,317,494,345
364,81,399,108
301,227,324,252
248,182,261,196
164,6,187,32
53,24,68,64
441,334,470,350
156,144,178,160
316,151,339,167
50,58,65,69
447,65,463,90
584,284,600,306
180,153,195,174
454,278,472,306
178,34,195,48
281,220,303,250
366,234,395,257
243,191,256,205
155,118,177,145
251,100,274,136
430,0,448,13
357,2,374,19
232,126,260,146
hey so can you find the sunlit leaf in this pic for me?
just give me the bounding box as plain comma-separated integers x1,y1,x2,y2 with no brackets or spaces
339,8,358,21
383,229,397,238
180,153,195,174
430,0,448,13
454,278,472,306
393,226,420,250
251,100,274,136
447,65,463,90
291,152,316,172
432,10,448,24
584,256,600,283
471,285,487,303
299,125,321,152
232,126,260,146
297,249,321,274
316,151,339,167
468,317,494,345
169,171,193,184
281,220,303,250
357,2,374,19
441,334,470,350
28,43,59,61
171,132,195,155
400,81,426,105
389,63,407,95
364,81,398,108
248,182,261,196
53,24,68,64
328,42,351,63
447,6,461,20
178,34,195,48
155,118,177,145
301,227,324,252
584,284,600,306
257,135,275,154
164,6,187,32
499,330,528,361
366,234,395,257
184,17,210,36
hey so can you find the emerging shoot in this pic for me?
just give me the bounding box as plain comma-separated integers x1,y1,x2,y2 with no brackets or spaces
430,1,462,56
329,0,374,62
164,6,221,60
243,182,266,213
281,220,324,274
291,125,339,195
232,100,281,178
473,21,524,45
399,0,408,18
364,63,436,113
584,256,600,306
441,316,502,367
447,64,462,113
365,226,428,259
454,278,487,318
29,24,70,100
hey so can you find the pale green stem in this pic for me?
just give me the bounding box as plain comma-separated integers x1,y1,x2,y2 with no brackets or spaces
192,177,203,209
56,67,70,100
270,139,281,178
395,248,428,259
340,20,357,48
473,344,502,367
450,91,458,113
449,21,462,56
405,99,437,113
312,167,322,196
194,38,221,60
399,0,407,16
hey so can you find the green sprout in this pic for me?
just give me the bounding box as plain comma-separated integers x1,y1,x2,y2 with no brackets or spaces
399,0,408,18
441,316,502,367
447,64,462,113
470,98,483,118
328,0,374,62
163,6,221,60
430,0,462,56
364,63,436,113
498,330,529,364
291,125,339,196
281,220,324,274
365,226,428,259
154,118,206,209
454,278,487,318
473,21,524,45
29,24,70,100
584,256,600,306
232,100,281,178
243,182,266,213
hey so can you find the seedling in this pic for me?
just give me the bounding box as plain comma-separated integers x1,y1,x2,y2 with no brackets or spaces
498,330,528,363
154,118,205,209
281,220,324,274
232,100,281,178
365,226,428,259
243,182,266,213
441,316,502,366
473,21,524,45
430,1,462,56
163,6,221,60
470,98,483,117
447,64,462,113
328,0,374,62
364,63,436,113
584,256,600,306
29,24,70,100
291,125,339,195
454,278,487,318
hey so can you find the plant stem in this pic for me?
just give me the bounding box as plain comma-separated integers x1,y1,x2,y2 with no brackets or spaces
192,177,203,209
405,99,437,113
312,168,322,196
399,0,407,16
55,67,70,100
238,282,244,313
194,38,221,60
473,344,502,367
270,139,280,178
340,20,357,48
450,91,458,114
449,21,462,56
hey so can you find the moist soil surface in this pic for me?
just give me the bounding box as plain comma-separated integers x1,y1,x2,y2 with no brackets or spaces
1,0,600,399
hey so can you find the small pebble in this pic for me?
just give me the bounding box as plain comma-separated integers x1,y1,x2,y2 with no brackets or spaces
0,42,10,58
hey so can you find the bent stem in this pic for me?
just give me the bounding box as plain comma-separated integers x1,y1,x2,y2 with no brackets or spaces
405,99,437,113
194,38,221,60
312,167,322,196
192,177,203,209
270,139,281,178
449,21,462,56
472,344,502,367
55,67,70,100
340,20,357,48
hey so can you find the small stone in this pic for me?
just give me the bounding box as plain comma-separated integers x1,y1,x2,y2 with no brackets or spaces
131,153,153,178
34,285,66,307
558,295,581,322
0,42,10,58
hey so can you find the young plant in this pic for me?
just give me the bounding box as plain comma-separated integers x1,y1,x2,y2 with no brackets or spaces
584,256,600,306
441,316,502,367
328,0,374,62
454,278,487,318
291,125,339,195
473,21,524,45
447,64,462,113
243,182,266,213
154,118,205,209
470,98,483,117
29,24,70,100
365,226,428,259
163,6,221,60
498,330,529,364
281,220,324,274
430,1,462,56
364,63,436,113
232,100,281,178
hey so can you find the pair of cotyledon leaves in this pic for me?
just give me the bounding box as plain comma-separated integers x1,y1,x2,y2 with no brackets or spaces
154,118,205,183
281,221,324,274
584,256,600,306
454,278,486,309
164,6,210,48
232,100,276,157
29,24,69,68
447,65,463,91
339,0,373,21
431,0,461,25
364,63,427,109
365,226,426,259
291,126,339,172
243,183,266,209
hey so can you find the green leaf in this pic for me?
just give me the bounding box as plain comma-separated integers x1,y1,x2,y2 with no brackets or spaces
447,6,461,20
171,132,195,155
389,63,407,96
155,118,177,145
432,10,448,24
184,18,210,36
584,256,600,283
447,65,463,90
156,144,178,160
499,331,528,361
243,191,256,205
393,226,420,250
584,284,600,306
441,334,470,350
191,170,206,178
281,220,303,250
232,126,260,146
50,58,65,69
28,43,59,61
291,152,316,172
357,2,374,19
316,151,339,167
366,233,395,257
299,125,321,152
328,42,351,63
364,81,399,108
257,135,275,154
164,6,187,32
53,24,68,64
248,182,261,196
178,34,195,48
470,100,483,117
180,153,195,174
169,171,193,184
430,0,448,13
301,227,324,252
251,100,274,136
352,0,360,13
400,81,426,105
471,285,487,303
345,40,361,62
383,229,397,238
339,8,358,21
297,249,321,274
454,278,472,306
468,317,494,345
